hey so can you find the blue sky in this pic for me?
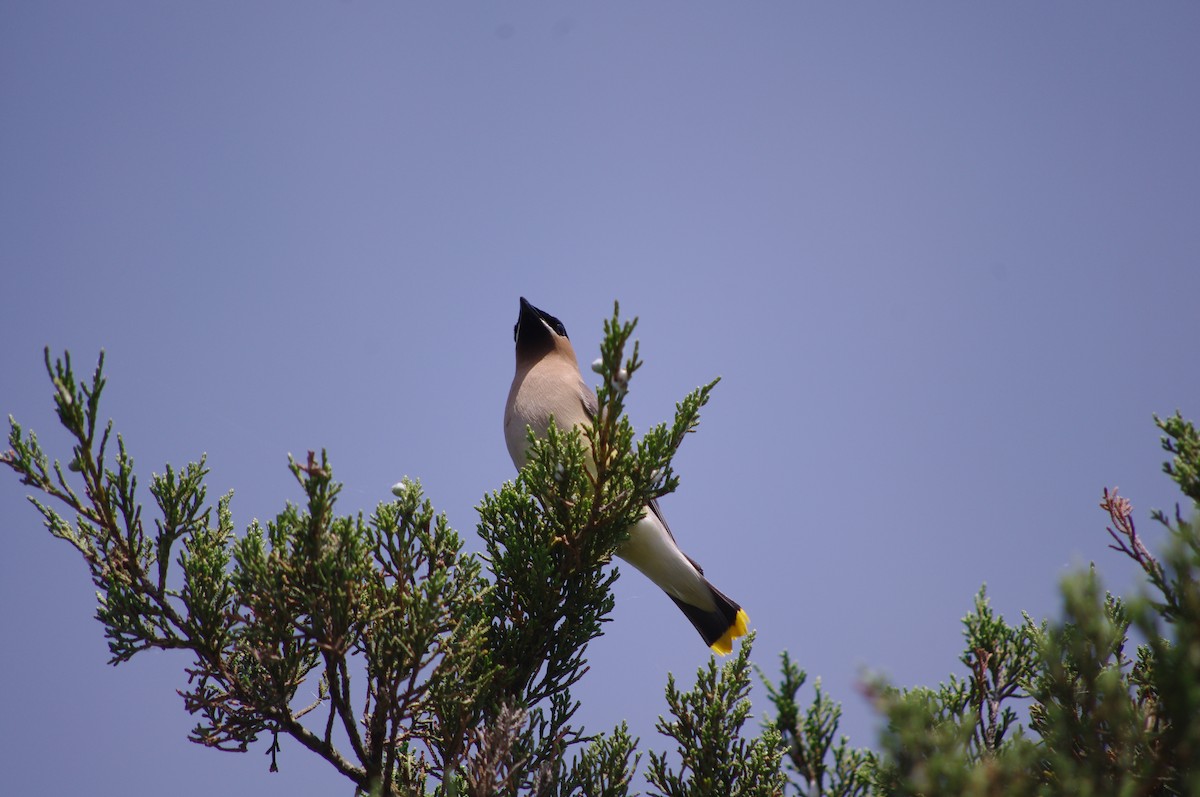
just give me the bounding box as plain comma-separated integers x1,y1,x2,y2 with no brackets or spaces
2,3,1198,794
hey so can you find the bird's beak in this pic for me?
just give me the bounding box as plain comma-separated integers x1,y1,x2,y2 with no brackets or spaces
516,296,540,341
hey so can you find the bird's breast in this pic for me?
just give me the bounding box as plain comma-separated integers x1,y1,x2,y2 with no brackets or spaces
505,363,590,469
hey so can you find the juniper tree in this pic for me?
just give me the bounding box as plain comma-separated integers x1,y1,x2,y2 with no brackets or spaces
1,305,774,796
6,305,1200,796
851,413,1200,797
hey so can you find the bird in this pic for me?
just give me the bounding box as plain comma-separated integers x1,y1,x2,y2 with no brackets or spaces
504,296,749,654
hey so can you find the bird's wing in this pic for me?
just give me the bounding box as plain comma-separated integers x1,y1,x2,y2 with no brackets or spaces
579,379,599,420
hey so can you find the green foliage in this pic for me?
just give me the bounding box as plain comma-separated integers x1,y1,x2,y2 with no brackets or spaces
746,413,1200,797
2,306,718,796
6,314,1200,797
763,652,876,797
865,588,1042,797
856,414,1200,797
1024,576,1152,796
563,723,641,797
867,584,1039,795
648,634,786,797
1156,412,1200,505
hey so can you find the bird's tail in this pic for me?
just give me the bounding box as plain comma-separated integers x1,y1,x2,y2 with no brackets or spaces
668,581,750,655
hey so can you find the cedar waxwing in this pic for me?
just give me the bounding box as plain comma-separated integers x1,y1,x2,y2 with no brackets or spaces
504,297,749,654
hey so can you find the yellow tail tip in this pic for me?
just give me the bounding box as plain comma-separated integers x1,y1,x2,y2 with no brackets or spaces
709,608,750,655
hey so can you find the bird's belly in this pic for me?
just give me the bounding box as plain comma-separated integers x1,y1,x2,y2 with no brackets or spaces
505,380,588,468
617,512,715,610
